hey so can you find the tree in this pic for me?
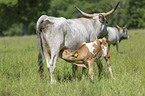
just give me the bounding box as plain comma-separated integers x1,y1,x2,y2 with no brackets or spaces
15,0,51,35
128,0,145,28
0,0,51,36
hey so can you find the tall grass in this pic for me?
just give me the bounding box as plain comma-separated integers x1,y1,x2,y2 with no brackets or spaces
0,30,144,96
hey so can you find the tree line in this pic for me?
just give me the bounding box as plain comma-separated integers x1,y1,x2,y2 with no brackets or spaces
0,0,144,36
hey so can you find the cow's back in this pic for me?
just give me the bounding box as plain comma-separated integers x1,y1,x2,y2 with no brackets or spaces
65,18,96,51
107,27,118,45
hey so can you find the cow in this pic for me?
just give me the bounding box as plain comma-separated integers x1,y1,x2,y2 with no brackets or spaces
107,25,129,54
36,2,120,83
61,38,114,81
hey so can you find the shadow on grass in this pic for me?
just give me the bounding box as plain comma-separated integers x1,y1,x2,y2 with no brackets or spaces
56,73,83,83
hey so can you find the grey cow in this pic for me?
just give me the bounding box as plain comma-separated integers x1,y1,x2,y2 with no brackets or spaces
107,25,129,54
36,2,120,83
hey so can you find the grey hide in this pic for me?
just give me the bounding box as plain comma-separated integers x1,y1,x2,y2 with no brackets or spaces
36,2,120,83
107,25,129,54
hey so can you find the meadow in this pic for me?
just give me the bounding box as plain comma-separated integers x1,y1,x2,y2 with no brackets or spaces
0,29,144,96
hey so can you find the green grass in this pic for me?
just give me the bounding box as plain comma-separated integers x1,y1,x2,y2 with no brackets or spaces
0,29,145,96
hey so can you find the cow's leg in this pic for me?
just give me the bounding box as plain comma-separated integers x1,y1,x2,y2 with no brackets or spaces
96,61,103,78
48,52,59,84
72,65,77,78
116,41,120,54
108,44,110,52
41,39,50,69
88,60,94,81
82,67,86,80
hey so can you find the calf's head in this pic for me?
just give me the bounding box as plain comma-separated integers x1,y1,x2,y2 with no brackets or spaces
62,49,79,60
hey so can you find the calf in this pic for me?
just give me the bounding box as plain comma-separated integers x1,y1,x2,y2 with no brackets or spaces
107,25,129,53
61,38,114,81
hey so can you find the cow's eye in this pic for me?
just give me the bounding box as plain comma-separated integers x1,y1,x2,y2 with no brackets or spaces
122,29,125,33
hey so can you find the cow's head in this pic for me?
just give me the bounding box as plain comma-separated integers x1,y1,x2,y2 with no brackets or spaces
75,1,120,38
116,25,129,40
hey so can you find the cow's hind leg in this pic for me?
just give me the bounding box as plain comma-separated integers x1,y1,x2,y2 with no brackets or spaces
48,52,59,84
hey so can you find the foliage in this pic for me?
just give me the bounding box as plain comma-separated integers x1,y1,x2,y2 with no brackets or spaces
0,29,145,95
128,0,145,28
0,0,51,36
3,23,22,36
0,0,145,36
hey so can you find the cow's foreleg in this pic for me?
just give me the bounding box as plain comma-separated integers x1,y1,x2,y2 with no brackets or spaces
116,41,120,54
82,67,87,80
108,44,110,52
96,61,103,78
72,65,77,78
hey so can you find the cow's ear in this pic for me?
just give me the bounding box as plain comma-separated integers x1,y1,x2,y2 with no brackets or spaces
124,25,127,28
116,24,121,29
99,14,105,23
72,51,79,58
122,29,125,33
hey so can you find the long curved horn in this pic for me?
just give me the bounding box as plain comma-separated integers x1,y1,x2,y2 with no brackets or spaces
102,1,120,17
75,6,94,17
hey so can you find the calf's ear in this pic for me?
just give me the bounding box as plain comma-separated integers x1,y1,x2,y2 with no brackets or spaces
65,51,68,53
72,51,79,58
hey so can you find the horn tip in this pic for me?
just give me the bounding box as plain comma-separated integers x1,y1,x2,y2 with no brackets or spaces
114,1,120,10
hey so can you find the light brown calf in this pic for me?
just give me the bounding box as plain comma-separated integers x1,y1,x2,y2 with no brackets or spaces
61,38,114,80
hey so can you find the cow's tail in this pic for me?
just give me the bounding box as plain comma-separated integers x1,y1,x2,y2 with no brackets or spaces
36,15,48,76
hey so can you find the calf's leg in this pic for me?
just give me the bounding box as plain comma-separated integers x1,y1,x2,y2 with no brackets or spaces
105,57,114,79
88,60,94,81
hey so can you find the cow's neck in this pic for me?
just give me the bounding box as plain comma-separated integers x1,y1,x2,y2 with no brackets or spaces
118,31,124,42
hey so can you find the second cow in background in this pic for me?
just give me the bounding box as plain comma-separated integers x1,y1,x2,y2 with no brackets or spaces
107,25,129,54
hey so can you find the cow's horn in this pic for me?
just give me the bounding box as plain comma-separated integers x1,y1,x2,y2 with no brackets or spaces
75,6,94,17
102,1,120,17
116,24,121,29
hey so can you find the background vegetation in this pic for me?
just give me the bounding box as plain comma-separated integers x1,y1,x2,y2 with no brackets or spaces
0,29,144,96
0,0,145,36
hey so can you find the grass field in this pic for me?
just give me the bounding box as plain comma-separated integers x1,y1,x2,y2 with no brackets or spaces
0,29,145,96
